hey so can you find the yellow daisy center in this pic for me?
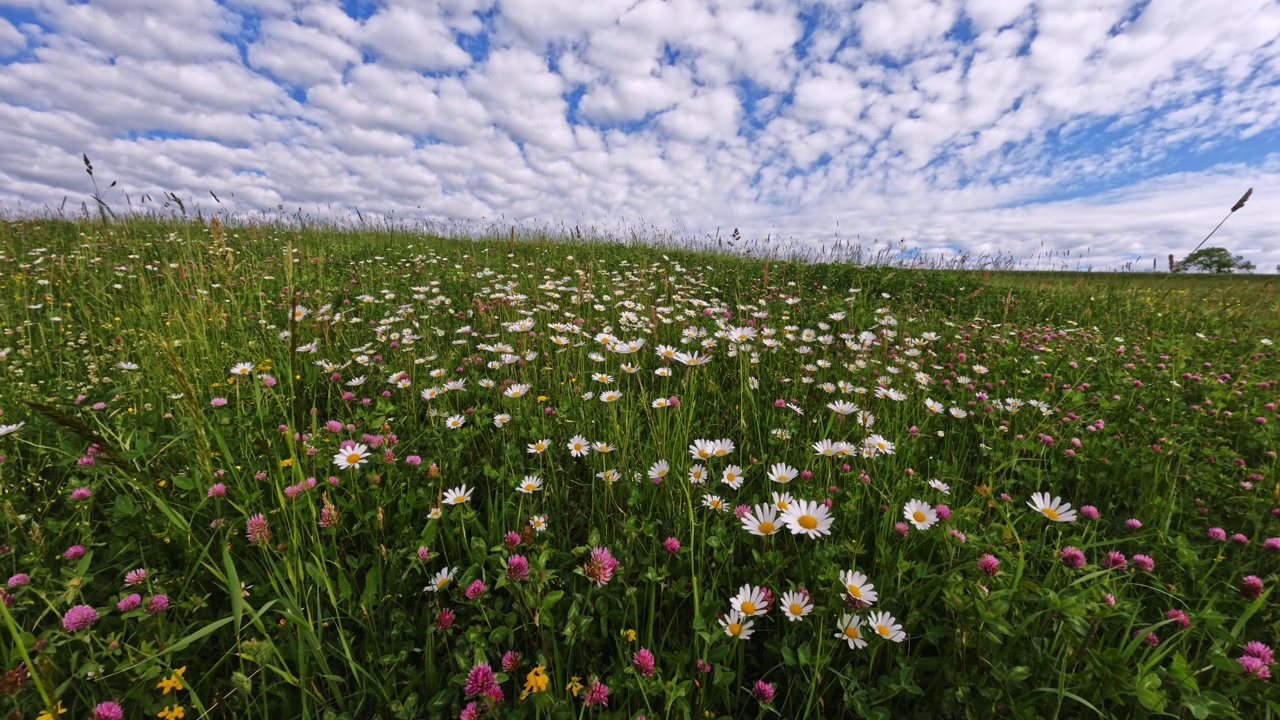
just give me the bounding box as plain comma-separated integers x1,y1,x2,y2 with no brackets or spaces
912,511,926,523
799,514,818,530
437,578,449,587
728,622,741,635
844,626,859,639
789,603,804,616
758,521,775,534
1041,507,1059,520
848,585,861,597
777,501,789,510
740,601,756,614
523,484,536,491
877,624,890,636
346,453,361,464
453,495,466,503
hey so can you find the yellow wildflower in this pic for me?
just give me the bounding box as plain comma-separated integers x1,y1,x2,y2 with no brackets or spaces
622,628,636,642
566,676,583,697
156,666,187,694
280,458,293,468
36,702,67,720
536,395,548,402
523,665,548,695
156,705,186,720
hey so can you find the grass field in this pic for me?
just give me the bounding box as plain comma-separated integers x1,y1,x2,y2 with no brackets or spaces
0,218,1276,719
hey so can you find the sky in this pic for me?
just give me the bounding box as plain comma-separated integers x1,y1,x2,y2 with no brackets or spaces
0,0,1278,271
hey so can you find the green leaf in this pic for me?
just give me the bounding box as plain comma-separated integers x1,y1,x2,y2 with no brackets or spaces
1135,672,1166,712
541,590,564,613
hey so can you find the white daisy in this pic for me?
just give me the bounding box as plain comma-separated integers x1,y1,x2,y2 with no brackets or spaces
333,443,370,470
839,570,878,606
767,463,797,484
903,499,938,530
729,584,769,616
442,484,473,505
1027,492,1077,522
424,567,456,592
779,590,813,622
781,499,834,538
835,614,867,649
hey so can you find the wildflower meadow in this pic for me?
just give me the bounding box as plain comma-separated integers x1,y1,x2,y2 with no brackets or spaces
0,218,1277,719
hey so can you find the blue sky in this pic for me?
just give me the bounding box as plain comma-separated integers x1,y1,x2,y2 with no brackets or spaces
0,0,1278,270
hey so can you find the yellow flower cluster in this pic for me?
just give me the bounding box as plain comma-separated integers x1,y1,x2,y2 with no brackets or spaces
155,666,188,719
522,665,548,696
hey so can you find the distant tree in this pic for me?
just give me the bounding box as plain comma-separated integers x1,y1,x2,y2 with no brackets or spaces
1173,247,1255,274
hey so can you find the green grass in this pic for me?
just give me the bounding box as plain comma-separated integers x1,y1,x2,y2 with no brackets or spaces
0,218,1276,720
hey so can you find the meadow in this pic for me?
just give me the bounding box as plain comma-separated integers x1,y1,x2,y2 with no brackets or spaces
0,217,1276,719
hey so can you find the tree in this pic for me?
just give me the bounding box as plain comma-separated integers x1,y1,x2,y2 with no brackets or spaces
1173,247,1255,274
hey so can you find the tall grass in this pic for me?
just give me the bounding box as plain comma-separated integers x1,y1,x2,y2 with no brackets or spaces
0,218,1275,720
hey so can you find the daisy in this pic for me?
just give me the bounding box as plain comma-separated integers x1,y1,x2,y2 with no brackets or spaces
719,610,755,640
651,397,670,408
230,362,255,376
654,367,672,377
867,611,905,642
427,506,442,520
592,441,615,453
702,495,728,512
0,422,24,437
648,460,670,482
729,584,769,616
420,387,442,401
712,439,735,457
527,439,551,454
835,614,867,649
425,567,456,592
781,500,834,538
599,390,622,403
115,361,139,371
812,439,839,457
333,443,371,470
839,570,878,605
688,464,707,484
504,383,531,398
346,376,366,387
567,435,589,457
827,400,857,416
928,479,950,495
1027,492,1077,522
689,440,715,460
865,434,895,455
903,499,938,530
445,415,466,429
493,413,511,428
767,463,797,484
529,515,548,532
924,398,943,414
780,590,813,622
949,407,968,419
596,469,621,483
721,465,744,490
591,373,613,383
443,485,473,505
771,491,795,513
516,476,543,494
740,504,781,536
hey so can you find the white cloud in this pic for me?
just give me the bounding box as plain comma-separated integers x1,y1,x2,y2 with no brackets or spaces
360,4,473,71
0,0,1278,272
0,17,25,56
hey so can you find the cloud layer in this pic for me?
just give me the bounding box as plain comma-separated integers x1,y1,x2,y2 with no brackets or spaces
1,0,1278,270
